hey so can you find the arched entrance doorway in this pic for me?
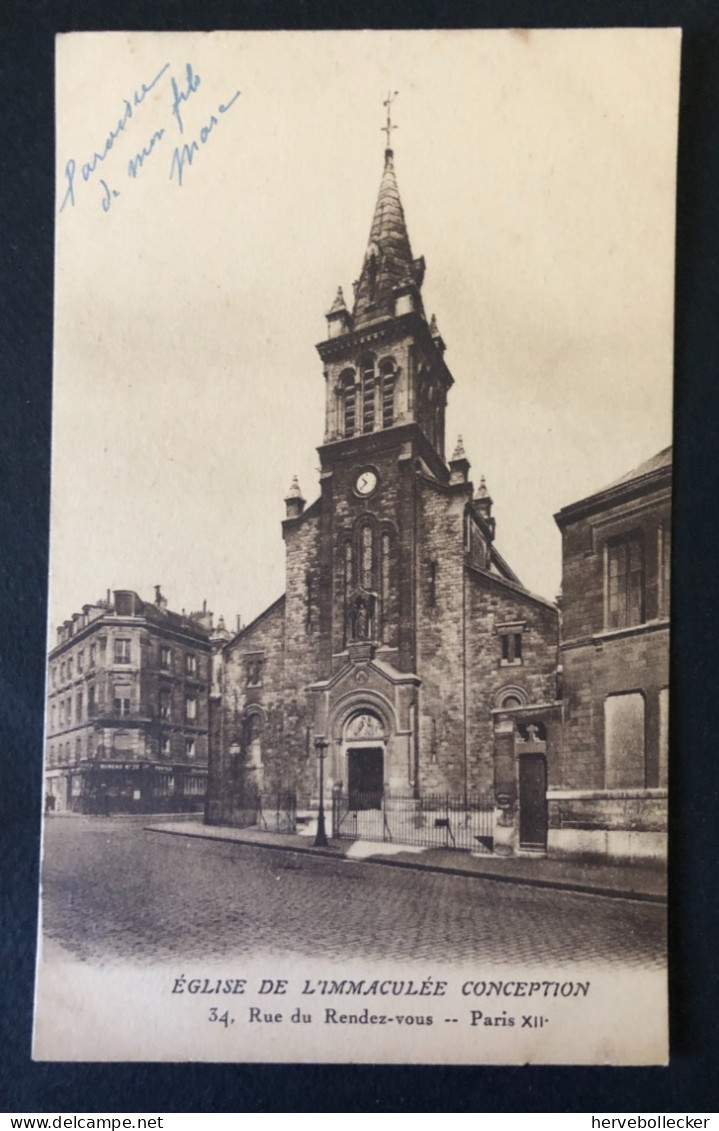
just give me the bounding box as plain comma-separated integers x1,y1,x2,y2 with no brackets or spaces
344,710,385,808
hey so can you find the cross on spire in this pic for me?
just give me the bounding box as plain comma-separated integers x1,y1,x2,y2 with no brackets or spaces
381,90,399,152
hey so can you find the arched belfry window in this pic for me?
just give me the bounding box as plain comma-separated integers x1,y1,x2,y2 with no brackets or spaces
361,356,376,434
340,369,356,438
379,358,396,429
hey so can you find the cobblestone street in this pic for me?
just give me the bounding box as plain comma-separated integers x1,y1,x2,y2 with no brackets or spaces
41,817,666,968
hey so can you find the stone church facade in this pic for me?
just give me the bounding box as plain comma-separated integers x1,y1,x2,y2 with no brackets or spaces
206,144,560,835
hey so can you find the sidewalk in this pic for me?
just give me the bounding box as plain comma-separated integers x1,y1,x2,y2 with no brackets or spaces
144,818,666,903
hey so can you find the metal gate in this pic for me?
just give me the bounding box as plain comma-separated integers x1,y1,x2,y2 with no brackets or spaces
257,790,297,834
332,789,494,853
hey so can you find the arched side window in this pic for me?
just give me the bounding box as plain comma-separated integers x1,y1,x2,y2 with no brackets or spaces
381,531,391,642
379,357,396,429
361,356,376,433
244,711,263,769
361,524,374,590
340,369,356,438
344,541,353,598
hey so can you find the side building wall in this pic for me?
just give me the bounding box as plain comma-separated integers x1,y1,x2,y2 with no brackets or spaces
551,464,671,863
466,570,559,796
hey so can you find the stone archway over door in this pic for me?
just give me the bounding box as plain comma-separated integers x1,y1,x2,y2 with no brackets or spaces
518,753,548,851
343,710,385,807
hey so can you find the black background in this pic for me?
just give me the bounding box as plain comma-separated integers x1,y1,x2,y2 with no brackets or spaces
1,0,718,1113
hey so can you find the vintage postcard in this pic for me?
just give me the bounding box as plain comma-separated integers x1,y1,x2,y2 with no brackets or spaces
34,28,679,1064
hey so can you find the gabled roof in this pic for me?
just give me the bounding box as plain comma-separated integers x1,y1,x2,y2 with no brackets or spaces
599,445,672,492
555,445,672,527
224,594,286,650
465,561,558,613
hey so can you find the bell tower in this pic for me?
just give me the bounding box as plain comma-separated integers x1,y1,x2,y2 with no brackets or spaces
318,110,453,464
314,98,459,675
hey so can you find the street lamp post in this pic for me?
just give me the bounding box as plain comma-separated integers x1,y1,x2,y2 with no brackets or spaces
313,737,329,847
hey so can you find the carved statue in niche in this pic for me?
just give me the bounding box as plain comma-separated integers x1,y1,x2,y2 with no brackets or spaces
346,712,383,740
349,593,374,641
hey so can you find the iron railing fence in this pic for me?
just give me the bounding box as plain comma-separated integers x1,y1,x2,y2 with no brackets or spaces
331,789,494,853
257,790,297,834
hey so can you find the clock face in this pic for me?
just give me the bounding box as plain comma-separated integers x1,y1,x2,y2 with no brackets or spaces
355,469,378,497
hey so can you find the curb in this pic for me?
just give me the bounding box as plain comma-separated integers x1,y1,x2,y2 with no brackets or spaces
144,826,666,905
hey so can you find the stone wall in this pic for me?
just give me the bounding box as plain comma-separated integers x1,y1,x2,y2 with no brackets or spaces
547,788,667,863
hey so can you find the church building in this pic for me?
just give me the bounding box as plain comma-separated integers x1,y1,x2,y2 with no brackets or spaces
206,136,560,843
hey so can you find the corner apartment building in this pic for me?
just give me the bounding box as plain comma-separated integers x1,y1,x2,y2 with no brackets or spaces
45,587,220,813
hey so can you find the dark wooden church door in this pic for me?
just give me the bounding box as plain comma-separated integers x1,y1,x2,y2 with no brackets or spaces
518,754,548,850
348,748,383,808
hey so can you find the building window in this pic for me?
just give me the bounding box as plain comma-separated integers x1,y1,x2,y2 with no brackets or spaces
114,638,131,664
500,632,523,666
160,645,171,671
185,653,197,676
344,542,353,593
427,559,437,608
66,697,73,725
67,658,73,680
604,691,646,788
60,661,66,683
77,650,84,673
305,570,314,630
75,735,82,762
658,687,669,789
244,713,262,768
113,691,131,717
185,695,197,721
606,534,645,629
89,643,96,668
380,358,395,429
76,691,83,722
160,735,171,759
87,684,95,715
658,523,671,619
246,657,263,687
381,532,391,640
185,737,196,759
159,690,171,720
361,356,376,433
341,369,356,438
361,524,374,589
50,704,56,731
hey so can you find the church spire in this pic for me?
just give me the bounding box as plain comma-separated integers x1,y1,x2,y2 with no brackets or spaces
352,95,426,330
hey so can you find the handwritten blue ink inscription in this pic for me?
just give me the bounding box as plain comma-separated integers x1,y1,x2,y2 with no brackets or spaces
59,62,170,212
169,90,241,187
171,64,202,135
59,61,242,214
127,129,166,179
